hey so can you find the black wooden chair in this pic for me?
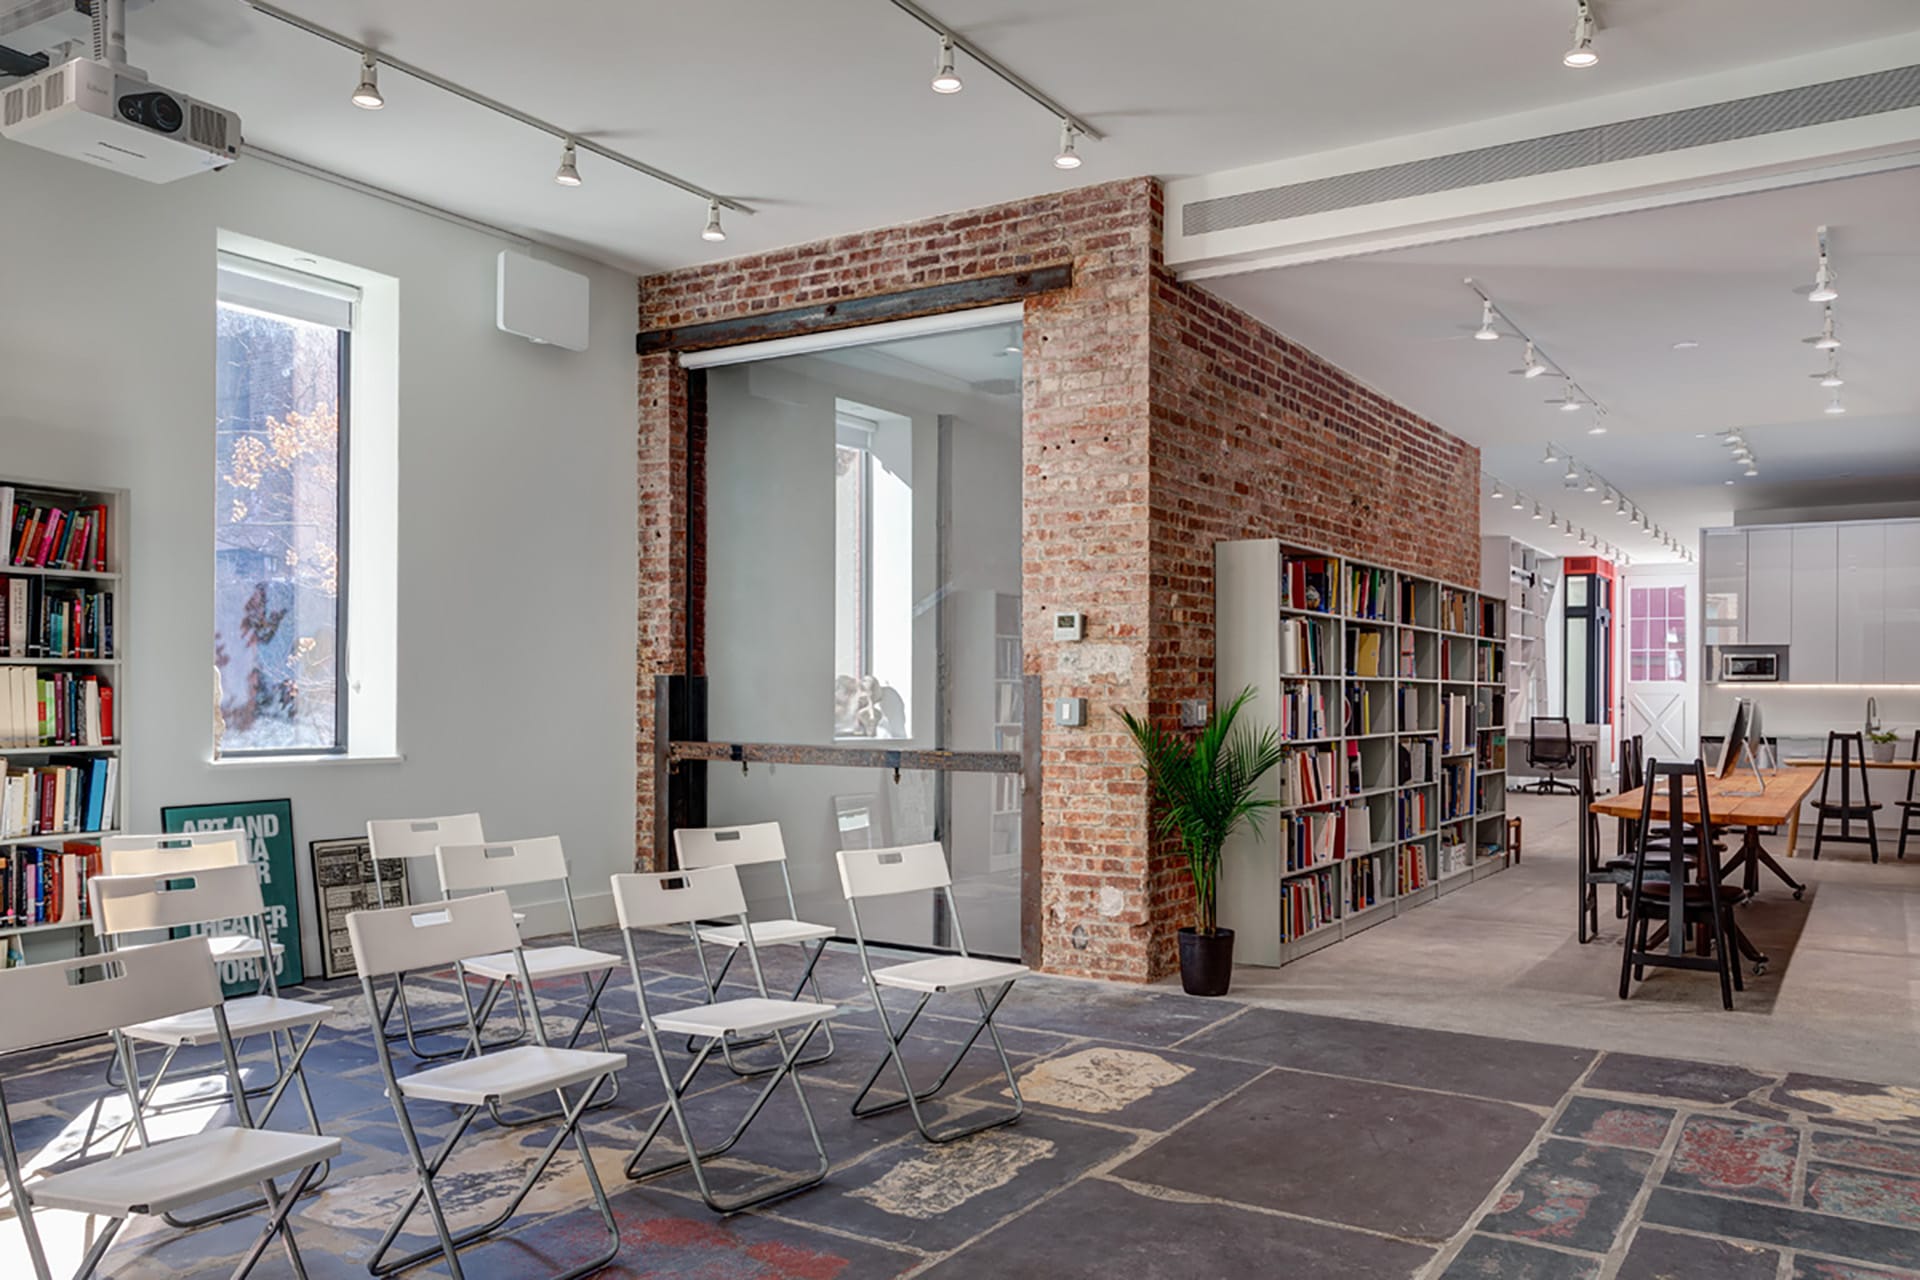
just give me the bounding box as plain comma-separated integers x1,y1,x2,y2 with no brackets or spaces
1620,757,1743,1011
1812,731,1881,863
1525,715,1577,795
1897,730,1918,862
1578,744,1640,942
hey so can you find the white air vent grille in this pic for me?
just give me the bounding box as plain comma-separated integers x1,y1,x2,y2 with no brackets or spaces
2,65,64,127
1185,64,1920,237
189,101,227,152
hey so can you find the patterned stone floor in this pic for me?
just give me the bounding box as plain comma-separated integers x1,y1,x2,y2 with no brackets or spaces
6,926,1920,1278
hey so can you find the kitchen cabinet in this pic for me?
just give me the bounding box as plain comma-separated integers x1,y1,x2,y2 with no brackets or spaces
1745,527,1794,647
1837,524,1885,683
1790,525,1838,683
1702,529,1747,647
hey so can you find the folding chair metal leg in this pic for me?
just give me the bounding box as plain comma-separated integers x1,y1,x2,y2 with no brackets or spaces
382,969,525,1061
628,1021,830,1214
850,981,1024,1143
485,969,622,1128
367,1076,619,1280
689,940,838,1076
219,1160,325,1280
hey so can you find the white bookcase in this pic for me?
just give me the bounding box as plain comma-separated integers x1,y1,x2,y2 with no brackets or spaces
0,477,125,966
1215,539,1509,967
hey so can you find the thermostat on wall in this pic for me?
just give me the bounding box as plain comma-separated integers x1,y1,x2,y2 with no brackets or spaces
1052,610,1085,642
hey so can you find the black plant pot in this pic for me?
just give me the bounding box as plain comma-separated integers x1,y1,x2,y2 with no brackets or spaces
1178,926,1235,997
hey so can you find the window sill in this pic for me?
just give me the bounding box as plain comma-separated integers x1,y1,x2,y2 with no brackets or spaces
208,753,405,769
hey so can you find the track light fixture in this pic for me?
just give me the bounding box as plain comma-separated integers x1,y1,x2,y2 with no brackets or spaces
931,34,963,93
351,51,383,109
1563,1,1599,68
1532,502,1544,521
1557,391,1583,412
1825,391,1846,415
1512,493,1527,511
1582,471,1598,493
1807,306,1841,351
701,199,727,243
1814,360,1844,388
553,140,581,186
1518,340,1547,377
1745,462,1759,477
1587,415,1607,435
1807,225,1838,303
1563,461,1580,482
1489,477,1506,499
1542,445,1559,465
1474,300,1501,341
1053,120,1083,170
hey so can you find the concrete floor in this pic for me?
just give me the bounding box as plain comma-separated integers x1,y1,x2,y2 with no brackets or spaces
1209,791,1920,1086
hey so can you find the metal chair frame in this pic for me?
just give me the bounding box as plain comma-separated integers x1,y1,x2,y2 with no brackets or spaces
1524,714,1579,795
1619,758,1743,1010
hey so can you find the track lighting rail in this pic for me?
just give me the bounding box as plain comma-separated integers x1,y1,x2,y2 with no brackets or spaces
887,0,1102,140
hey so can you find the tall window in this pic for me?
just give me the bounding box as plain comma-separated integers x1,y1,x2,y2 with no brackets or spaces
833,401,914,739
214,255,356,755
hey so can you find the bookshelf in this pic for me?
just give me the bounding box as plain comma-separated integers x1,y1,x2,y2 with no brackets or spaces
1215,539,1510,967
0,477,125,967
1482,535,1557,738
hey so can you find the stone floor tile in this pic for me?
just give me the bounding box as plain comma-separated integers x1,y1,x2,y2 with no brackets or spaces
1792,1258,1920,1280
1585,1052,1774,1104
1643,1188,1920,1271
1778,1077,1920,1133
1616,1226,1779,1280
968,1042,1268,1132
1665,1116,1800,1203
1176,1006,1594,1106
1113,1067,1542,1242
1442,1234,1601,1279
1807,1164,1920,1230
1814,1135,1920,1179
1552,1096,1675,1150
914,1177,1436,1279
1478,1138,1653,1252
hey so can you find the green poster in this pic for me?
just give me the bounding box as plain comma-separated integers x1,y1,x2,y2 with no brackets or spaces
162,797,303,995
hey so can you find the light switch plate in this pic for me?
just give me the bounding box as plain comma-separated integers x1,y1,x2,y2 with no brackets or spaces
1180,699,1210,728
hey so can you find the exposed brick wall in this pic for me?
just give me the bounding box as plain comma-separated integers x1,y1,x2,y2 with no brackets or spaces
635,176,1478,982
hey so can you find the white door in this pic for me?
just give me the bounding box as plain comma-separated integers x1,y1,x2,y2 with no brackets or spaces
1621,568,1698,763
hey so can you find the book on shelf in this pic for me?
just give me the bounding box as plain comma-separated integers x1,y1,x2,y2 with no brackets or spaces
1437,827,1471,877
1344,740,1362,793
1279,617,1328,675
1397,788,1430,839
3,488,109,573
0,667,114,747
2,756,118,837
1440,693,1470,754
1346,852,1381,912
1440,759,1475,821
1439,588,1469,633
0,841,103,928
1278,746,1338,807
1283,809,1346,872
1395,845,1430,894
1346,565,1391,619
1346,629,1383,677
1477,731,1508,771
1397,630,1417,678
0,577,115,660
1399,579,1420,625
1397,685,1427,733
1284,867,1337,941
1343,685,1371,737
1278,683,1327,741
1284,556,1335,613
1399,738,1431,785
1480,599,1503,639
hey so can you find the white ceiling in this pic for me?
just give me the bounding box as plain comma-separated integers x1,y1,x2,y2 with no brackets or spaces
9,0,1918,273
1203,166,1920,563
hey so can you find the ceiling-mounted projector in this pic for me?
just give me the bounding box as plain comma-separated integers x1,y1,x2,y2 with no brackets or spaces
1,55,240,181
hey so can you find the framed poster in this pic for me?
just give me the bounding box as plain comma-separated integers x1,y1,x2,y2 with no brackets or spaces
162,798,303,994
310,836,408,980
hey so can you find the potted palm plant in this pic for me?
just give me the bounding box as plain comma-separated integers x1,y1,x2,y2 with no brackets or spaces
1119,687,1282,996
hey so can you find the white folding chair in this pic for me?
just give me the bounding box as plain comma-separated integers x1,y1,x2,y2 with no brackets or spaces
89,864,336,1226
0,937,338,1280
100,831,286,975
674,822,838,1075
434,836,623,1125
612,865,839,1214
837,842,1028,1143
366,813,526,1059
348,892,623,1280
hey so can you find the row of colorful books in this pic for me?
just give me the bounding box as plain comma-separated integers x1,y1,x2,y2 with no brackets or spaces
1398,788,1431,839
1283,867,1338,941
1283,556,1335,613
1478,731,1508,771
0,842,102,927
4,488,109,572
1347,852,1383,912
1396,630,1418,678
1279,616,1330,675
1396,845,1430,894
1440,759,1476,822
1346,628,1385,677
1399,739,1432,786
1278,683,1329,741
1346,566,1392,620
1439,587,1471,634
1437,826,1473,877
1440,692,1472,754
0,668,114,748
1278,746,1339,808
1282,809,1348,872
1,578,115,659
2,757,119,837
1476,644,1504,683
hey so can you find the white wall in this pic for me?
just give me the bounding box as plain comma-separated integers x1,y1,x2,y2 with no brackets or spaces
0,142,639,956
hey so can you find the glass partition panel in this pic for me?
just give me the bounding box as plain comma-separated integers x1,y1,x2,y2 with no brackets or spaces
701,317,1025,953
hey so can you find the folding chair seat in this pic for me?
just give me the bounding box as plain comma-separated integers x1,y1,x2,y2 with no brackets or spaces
434,836,623,1124
89,864,335,1228
613,864,839,1215
837,842,1028,1144
675,822,839,1074
0,938,338,1280
348,891,623,1280
366,813,528,1059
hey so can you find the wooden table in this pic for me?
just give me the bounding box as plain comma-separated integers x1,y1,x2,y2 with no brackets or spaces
1591,766,1821,890
1784,757,1920,771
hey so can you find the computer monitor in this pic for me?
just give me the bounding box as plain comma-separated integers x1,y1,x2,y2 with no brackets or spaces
1713,698,1750,779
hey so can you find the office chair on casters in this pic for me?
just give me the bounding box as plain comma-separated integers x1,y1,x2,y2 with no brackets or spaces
1525,715,1578,795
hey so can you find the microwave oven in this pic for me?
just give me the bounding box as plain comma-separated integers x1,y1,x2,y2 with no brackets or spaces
1720,651,1782,683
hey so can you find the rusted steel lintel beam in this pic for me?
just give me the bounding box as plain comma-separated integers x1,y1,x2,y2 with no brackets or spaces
668,740,1021,774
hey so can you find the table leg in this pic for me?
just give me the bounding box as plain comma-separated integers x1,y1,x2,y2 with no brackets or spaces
1787,804,1801,858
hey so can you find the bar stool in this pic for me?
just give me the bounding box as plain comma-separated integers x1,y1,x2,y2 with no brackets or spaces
1812,731,1881,863
1897,729,1918,862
